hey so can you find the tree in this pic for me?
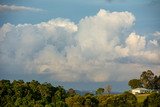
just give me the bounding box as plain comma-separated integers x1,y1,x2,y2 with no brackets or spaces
96,88,104,95
153,75,160,90
128,70,160,90
65,94,85,107
128,79,142,89
97,93,137,107
84,93,99,107
54,86,67,102
115,92,137,107
67,88,76,97
140,70,154,89
143,93,160,107
0,79,68,106
97,94,112,107
0,80,14,106
105,85,112,94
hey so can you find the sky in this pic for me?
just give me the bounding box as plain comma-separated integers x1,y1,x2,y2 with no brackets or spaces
0,0,160,92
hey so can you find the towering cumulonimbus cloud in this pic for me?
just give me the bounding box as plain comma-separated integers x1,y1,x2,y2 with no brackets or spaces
0,9,160,82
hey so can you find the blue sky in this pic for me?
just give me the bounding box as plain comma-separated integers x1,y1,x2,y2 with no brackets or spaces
0,0,160,92
0,0,159,33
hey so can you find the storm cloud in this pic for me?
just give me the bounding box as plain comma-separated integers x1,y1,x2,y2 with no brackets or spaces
0,9,160,82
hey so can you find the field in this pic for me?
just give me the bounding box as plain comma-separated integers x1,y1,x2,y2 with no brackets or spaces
136,94,150,103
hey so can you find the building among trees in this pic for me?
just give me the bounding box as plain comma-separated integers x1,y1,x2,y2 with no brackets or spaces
131,88,149,95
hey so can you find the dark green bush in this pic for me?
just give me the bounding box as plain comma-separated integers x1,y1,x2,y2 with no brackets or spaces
143,93,160,107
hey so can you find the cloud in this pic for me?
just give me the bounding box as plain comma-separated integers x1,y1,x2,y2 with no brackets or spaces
0,4,44,12
105,0,126,3
125,33,146,52
105,0,114,3
0,9,160,82
153,31,160,37
150,0,160,5
115,32,160,65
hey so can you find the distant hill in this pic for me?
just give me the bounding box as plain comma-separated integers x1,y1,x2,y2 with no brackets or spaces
75,90,122,95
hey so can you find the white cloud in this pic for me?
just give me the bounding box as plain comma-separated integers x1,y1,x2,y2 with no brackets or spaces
125,32,146,52
0,9,160,82
153,31,160,36
149,39,158,46
0,4,43,12
115,32,160,65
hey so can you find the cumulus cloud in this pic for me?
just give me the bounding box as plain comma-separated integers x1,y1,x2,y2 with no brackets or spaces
0,4,43,12
115,32,160,65
0,9,159,82
153,31,160,37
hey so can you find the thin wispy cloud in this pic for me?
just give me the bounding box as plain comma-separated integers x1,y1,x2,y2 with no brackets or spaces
150,0,160,4
0,4,44,12
105,0,126,3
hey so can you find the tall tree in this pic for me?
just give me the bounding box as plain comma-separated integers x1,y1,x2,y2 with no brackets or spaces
105,85,112,94
140,70,154,89
153,75,160,90
128,79,142,89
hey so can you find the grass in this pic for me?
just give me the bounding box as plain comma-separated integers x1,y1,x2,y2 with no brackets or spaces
136,94,150,103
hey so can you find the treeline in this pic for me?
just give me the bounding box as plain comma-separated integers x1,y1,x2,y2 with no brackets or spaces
0,79,160,107
128,70,160,90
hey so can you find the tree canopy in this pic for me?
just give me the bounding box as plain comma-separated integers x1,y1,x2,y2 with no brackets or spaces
0,79,138,107
128,70,160,90
1,69,160,107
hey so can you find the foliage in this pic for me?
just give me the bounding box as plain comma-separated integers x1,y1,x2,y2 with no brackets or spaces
95,88,104,95
128,70,160,106
97,92,137,107
67,88,76,97
84,93,99,107
1,78,159,107
140,70,154,89
0,79,66,106
128,79,142,89
153,75,160,90
143,93,160,107
128,70,160,90
65,94,85,107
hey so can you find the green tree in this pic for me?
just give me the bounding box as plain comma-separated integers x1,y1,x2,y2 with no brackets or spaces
38,82,54,103
84,93,99,107
28,80,41,101
140,70,154,89
128,79,142,89
96,88,104,95
56,101,67,107
143,93,160,107
54,86,66,103
0,79,68,106
67,88,76,97
12,80,28,98
153,75,160,90
97,94,112,107
65,94,85,107
106,93,137,107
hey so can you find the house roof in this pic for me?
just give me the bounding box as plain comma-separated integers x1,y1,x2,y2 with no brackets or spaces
132,88,148,91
